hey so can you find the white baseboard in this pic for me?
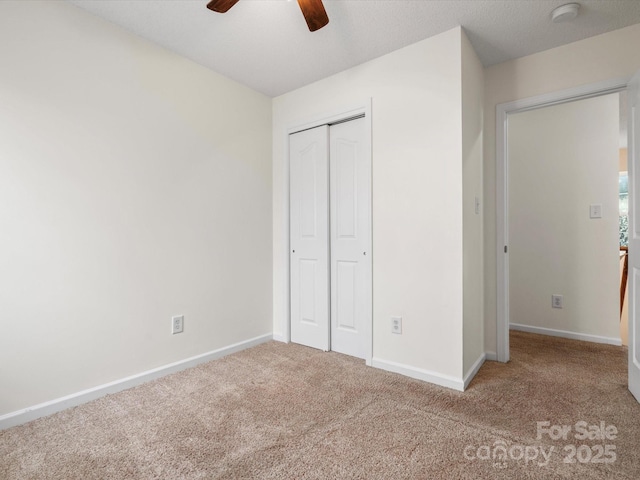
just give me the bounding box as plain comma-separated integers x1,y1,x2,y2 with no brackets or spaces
0,333,273,431
484,351,498,361
509,323,622,346
371,357,464,392
272,333,288,343
463,354,486,390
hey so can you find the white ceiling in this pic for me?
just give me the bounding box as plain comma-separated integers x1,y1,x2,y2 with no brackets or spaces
65,0,640,98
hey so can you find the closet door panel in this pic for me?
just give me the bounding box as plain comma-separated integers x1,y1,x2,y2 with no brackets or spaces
330,117,370,359
290,126,330,351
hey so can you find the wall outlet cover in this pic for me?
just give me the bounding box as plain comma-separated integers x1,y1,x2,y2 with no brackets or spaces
551,295,563,309
172,315,184,334
391,316,402,334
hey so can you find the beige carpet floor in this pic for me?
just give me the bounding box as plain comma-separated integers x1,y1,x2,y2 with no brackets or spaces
1,331,639,479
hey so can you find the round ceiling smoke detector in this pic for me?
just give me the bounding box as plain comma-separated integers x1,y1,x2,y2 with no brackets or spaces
551,3,580,23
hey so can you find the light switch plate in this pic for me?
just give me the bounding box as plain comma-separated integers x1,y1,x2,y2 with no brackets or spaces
589,204,602,219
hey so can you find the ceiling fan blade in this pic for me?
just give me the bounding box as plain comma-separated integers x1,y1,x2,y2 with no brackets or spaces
206,0,240,13
297,0,329,32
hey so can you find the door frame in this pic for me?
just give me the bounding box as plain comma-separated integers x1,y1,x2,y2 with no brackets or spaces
496,77,630,363
283,99,373,365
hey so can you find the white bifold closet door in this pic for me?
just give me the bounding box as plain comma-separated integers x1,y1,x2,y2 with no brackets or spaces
289,125,330,351
290,117,370,359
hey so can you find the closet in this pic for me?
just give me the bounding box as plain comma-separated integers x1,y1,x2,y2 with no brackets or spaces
289,116,371,359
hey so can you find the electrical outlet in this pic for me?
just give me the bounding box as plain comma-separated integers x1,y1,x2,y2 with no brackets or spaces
391,316,402,334
552,295,563,309
172,315,184,334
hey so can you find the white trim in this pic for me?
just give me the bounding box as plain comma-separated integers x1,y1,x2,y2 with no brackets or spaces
627,71,640,403
496,76,631,364
463,354,486,390
510,323,622,346
282,127,292,345
272,333,288,343
371,357,464,392
484,351,498,362
283,99,373,365
287,103,371,135
496,91,509,363
0,334,272,431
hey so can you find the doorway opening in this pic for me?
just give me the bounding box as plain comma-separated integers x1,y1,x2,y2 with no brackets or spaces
506,92,625,352
496,77,631,363
619,90,629,346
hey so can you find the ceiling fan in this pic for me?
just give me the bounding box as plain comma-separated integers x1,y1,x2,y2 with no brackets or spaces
206,0,329,32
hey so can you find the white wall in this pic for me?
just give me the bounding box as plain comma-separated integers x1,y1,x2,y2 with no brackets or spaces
273,27,468,383
484,24,640,354
461,32,484,375
508,95,620,340
0,1,272,416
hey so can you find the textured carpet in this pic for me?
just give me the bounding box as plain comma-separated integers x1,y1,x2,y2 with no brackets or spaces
1,331,639,479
